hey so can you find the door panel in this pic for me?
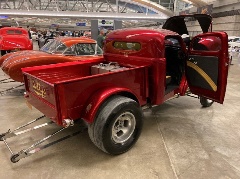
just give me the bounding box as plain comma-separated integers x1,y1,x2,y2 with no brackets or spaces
187,32,229,103
187,55,218,91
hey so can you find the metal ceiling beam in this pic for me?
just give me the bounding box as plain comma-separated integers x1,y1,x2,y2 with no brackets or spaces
0,9,168,21
96,2,104,12
131,0,173,16
106,0,115,12
0,0,173,16
181,0,208,7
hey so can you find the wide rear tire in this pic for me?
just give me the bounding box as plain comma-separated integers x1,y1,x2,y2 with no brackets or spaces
88,96,143,155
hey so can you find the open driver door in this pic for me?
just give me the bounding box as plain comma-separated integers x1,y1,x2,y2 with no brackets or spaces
186,32,229,103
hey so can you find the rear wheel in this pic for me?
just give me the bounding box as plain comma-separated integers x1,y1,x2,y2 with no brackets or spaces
88,96,143,155
200,96,214,107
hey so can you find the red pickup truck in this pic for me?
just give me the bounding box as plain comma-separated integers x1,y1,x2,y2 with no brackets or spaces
1,14,229,162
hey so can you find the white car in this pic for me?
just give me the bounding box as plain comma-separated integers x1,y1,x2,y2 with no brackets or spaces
228,36,240,42
228,36,240,55
229,41,240,48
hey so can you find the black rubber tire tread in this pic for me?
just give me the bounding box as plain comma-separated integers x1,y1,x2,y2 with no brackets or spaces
200,96,214,107
1,50,6,56
88,95,143,155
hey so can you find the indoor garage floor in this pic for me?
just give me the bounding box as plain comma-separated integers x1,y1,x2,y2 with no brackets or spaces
0,43,240,179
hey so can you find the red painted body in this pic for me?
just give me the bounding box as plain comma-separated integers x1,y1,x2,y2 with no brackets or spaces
0,27,33,51
22,15,229,127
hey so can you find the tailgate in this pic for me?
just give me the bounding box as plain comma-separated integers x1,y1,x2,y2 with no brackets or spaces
24,73,61,125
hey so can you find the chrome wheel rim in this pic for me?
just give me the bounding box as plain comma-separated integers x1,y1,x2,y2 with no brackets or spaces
111,112,136,144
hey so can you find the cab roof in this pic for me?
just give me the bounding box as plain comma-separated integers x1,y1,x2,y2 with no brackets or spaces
107,28,178,41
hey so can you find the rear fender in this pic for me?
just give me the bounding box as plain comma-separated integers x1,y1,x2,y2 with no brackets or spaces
82,87,139,123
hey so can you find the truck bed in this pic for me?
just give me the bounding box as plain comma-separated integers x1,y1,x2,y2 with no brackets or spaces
23,60,149,126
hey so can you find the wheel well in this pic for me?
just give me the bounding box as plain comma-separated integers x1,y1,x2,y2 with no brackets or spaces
114,91,139,104
82,91,140,124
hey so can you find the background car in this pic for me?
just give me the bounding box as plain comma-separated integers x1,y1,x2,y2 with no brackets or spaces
0,37,103,82
228,36,240,42
228,36,240,50
229,40,240,48
0,27,33,56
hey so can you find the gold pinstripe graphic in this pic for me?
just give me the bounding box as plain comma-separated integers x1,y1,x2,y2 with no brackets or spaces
187,61,217,91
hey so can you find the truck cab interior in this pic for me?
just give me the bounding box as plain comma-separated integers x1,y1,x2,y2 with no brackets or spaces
164,37,185,94
162,14,213,95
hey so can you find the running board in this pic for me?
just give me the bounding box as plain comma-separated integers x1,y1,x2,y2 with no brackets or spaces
0,115,86,163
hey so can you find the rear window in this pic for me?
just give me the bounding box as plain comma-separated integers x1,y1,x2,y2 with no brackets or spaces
113,42,141,51
165,38,181,47
7,30,23,35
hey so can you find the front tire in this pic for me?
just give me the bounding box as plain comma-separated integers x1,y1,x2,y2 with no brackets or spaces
200,96,214,107
88,96,143,155
1,50,6,56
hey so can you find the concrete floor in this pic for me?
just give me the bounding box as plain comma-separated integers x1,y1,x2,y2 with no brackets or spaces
0,46,240,178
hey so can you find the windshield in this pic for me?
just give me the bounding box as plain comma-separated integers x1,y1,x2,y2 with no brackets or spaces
64,43,103,56
40,40,68,54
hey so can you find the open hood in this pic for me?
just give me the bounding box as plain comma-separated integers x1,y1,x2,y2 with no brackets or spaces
162,14,212,35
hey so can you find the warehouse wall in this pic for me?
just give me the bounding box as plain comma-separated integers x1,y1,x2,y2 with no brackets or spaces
185,0,240,36
212,15,240,36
